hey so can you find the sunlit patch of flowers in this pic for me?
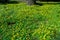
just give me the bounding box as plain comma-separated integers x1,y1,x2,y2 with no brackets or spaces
0,3,60,40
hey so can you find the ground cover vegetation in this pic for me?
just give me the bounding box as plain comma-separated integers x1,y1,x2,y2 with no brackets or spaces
0,2,60,40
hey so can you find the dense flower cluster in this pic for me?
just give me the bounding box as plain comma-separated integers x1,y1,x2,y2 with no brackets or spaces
0,3,60,40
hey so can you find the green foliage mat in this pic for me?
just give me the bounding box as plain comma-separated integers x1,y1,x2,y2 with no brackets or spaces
0,3,60,40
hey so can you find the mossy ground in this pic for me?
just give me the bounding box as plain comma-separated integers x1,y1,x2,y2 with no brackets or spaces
0,3,60,40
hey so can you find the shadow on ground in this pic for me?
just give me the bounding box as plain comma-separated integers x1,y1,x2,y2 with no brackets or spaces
0,1,19,4
0,1,60,6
